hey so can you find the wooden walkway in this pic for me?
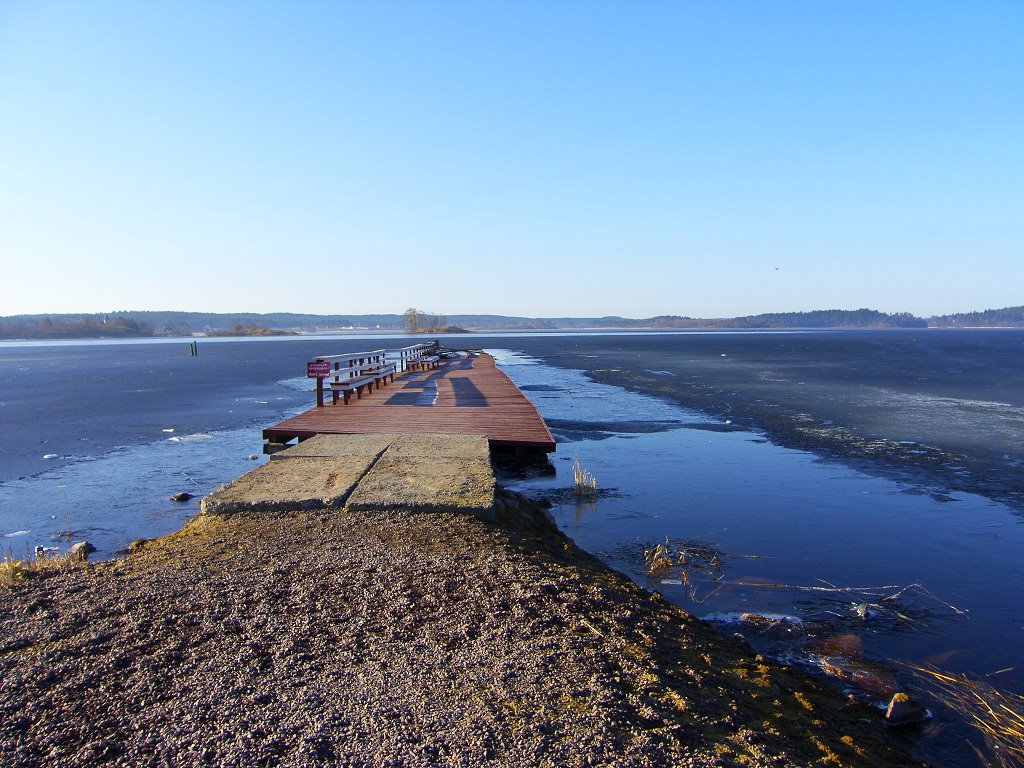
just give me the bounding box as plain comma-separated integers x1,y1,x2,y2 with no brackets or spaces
263,353,556,453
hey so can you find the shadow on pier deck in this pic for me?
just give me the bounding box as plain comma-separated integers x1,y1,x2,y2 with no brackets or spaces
263,353,556,454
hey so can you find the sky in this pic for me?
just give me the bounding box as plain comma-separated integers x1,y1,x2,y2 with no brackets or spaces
1,2,1021,319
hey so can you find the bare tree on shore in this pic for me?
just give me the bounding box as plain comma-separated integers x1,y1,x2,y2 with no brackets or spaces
403,308,447,334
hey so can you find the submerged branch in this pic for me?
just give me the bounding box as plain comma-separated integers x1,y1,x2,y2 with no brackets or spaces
730,578,968,616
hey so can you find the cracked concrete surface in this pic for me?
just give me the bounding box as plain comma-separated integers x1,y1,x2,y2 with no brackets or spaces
201,433,494,517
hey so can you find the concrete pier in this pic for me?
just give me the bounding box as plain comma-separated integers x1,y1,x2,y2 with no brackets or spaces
202,433,495,518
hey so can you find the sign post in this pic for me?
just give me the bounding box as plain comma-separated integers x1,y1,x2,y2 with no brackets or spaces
307,360,332,407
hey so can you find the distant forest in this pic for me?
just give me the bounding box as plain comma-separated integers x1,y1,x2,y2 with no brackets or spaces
0,314,152,339
639,309,927,329
2,306,1022,339
926,306,1024,328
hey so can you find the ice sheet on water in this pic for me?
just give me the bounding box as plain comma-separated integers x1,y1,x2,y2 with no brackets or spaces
277,375,316,393
1,424,272,559
488,348,710,428
485,349,538,367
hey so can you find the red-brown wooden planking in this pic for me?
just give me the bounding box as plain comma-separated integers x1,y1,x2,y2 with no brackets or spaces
264,354,556,451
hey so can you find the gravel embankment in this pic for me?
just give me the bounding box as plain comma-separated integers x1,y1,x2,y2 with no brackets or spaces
0,493,920,767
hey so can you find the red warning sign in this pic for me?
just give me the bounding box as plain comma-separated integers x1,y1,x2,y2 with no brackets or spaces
306,361,331,378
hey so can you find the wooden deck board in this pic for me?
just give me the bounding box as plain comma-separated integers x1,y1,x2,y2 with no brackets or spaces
264,353,556,451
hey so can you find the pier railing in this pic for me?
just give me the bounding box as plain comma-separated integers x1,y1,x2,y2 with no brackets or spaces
308,349,391,407
387,343,437,372
306,343,440,407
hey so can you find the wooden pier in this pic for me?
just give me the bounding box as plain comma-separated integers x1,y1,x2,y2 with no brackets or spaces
263,352,556,453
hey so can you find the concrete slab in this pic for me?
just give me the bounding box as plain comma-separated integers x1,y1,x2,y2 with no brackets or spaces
200,456,376,515
346,454,494,514
270,433,398,460
385,433,491,461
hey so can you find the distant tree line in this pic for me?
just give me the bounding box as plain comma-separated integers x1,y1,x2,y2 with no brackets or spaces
621,309,927,329
0,311,386,338
8,306,1024,340
204,323,296,337
0,314,153,339
929,306,1024,327
725,309,926,329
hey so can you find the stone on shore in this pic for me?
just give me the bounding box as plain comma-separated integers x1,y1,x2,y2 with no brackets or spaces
885,692,928,726
66,541,96,561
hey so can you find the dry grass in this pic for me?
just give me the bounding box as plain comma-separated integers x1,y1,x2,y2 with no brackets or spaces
643,540,673,576
572,456,597,497
642,538,728,602
907,665,1024,767
1,554,27,587
0,550,87,588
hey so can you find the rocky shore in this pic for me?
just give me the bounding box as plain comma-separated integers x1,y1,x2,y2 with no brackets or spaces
0,437,922,767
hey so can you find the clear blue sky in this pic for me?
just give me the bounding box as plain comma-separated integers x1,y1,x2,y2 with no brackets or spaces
1,1,1021,318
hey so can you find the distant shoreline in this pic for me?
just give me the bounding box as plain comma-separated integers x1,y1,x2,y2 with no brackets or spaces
4,324,1024,342
4,305,1024,340
202,325,297,338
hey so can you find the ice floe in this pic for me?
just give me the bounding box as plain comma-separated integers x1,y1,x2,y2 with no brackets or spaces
167,433,212,442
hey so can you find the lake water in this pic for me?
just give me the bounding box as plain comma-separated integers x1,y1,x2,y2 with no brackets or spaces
1,331,1021,765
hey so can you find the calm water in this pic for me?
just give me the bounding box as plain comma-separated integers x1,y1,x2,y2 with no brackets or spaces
2,331,1022,765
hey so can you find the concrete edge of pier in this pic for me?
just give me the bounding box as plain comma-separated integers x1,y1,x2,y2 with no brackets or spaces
200,433,496,519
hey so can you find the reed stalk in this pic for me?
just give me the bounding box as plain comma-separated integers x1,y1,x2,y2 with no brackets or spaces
572,456,597,497
906,664,1024,767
